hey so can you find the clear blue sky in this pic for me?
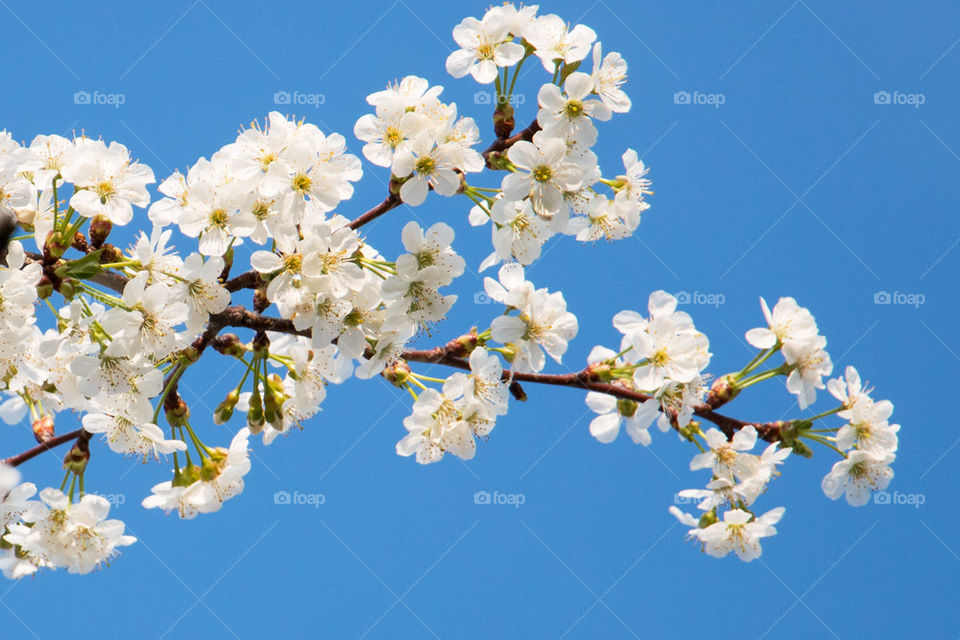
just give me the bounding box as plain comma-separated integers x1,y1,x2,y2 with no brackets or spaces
1,1,958,638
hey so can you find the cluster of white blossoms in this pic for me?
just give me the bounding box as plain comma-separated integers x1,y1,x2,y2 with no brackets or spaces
483,263,578,373
445,4,650,270
669,426,789,562
745,296,834,409
585,291,710,447
0,464,133,577
0,3,902,577
354,76,484,206
397,348,509,464
821,366,899,506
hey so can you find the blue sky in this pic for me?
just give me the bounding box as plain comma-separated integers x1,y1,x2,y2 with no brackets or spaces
1,1,958,638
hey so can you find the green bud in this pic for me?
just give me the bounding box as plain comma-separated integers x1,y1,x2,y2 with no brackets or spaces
616,397,638,418
213,390,240,425
698,509,719,529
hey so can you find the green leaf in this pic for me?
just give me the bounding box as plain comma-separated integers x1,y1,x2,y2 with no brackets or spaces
65,250,104,279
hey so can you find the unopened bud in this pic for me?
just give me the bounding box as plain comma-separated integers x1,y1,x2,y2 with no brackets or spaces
165,399,190,427
36,275,54,299
213,390,240,425
32,415,54,443
698,509,719,529
62,437,90,474
213,333,247,358
709,374,740,406
616,398,638,418
587,361,614,382
57,278,77,299
493,100,515,139
252,332,270,356
43,230,69,260
382,360,411,387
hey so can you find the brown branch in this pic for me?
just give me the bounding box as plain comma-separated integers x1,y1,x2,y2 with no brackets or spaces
3,429,87,467
348,193,401,230
224,270,263,293
481,119,541,168
401,345,785,443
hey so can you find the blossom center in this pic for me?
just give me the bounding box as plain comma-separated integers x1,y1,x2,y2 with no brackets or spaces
532,165,553,183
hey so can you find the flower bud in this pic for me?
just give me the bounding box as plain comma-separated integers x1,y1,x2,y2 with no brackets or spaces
87,215,112,248
616,397,638,418
62,437,90,475
57,278,77,299
708,374,740,407
382,359,411,387
213,390,240,425
698,509,719,529
35,275,54,299
213,333,247,358
252,332,270,356
32,415,54,443
493,100,515,139
99,243,124,264
43,230,69,260
247,392,265,434
165,399,190,427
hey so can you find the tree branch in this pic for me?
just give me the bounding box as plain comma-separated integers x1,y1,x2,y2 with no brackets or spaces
348,193,401,230
3,429,88,467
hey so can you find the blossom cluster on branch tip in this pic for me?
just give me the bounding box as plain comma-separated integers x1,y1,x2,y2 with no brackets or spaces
0,2,901,576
